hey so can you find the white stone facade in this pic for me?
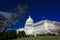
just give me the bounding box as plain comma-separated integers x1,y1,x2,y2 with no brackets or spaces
16,16,60,36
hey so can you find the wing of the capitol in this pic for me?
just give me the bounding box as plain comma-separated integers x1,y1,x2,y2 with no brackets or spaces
16,16,60,36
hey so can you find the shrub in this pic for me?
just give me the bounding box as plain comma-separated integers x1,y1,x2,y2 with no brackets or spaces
17,31,26,38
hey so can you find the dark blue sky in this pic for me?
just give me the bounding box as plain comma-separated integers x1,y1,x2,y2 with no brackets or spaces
0,0,60,30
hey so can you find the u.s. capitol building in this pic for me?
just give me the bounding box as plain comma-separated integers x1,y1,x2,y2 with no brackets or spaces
16,16,60,36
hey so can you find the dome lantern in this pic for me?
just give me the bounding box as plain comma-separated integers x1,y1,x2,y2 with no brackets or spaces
26,16,33,23
25,16,34,25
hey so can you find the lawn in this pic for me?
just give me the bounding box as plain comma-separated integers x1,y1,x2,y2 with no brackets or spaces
17,36,60,40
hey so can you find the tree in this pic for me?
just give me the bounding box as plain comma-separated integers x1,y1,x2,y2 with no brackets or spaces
17,31,26,38
7,30,17,39
0,32,7,40
0,30,17,40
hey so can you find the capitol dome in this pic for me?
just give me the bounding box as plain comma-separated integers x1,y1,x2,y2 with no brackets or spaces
25,16,34,25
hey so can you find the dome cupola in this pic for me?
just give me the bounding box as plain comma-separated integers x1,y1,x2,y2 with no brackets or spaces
25,16,34,25
26,16,33,22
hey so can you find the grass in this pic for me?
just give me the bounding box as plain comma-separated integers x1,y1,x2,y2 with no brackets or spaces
17,36,60,40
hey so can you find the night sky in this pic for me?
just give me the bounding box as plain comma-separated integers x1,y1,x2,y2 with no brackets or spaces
0,0,60,30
